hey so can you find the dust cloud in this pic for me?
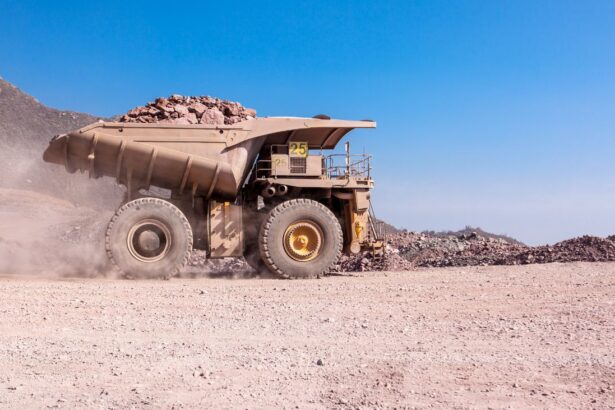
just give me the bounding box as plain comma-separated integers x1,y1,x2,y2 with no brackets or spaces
0,148,122,277
0,148,255,279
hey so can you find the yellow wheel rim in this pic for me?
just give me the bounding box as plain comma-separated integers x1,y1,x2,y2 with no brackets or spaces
283,220,323,262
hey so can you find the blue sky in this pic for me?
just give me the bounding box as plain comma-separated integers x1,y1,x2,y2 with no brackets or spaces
1,0,614,244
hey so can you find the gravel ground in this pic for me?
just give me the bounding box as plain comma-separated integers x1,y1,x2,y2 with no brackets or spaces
0,262,614,409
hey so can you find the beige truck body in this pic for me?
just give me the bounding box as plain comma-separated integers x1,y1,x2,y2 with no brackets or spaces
43,117,375,200
43,115,383,276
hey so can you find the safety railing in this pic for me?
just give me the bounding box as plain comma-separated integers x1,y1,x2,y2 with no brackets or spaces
368,202,385,241
325,154,372,179
254,145,373,181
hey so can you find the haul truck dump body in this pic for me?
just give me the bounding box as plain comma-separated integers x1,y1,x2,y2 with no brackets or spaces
43,116,383,279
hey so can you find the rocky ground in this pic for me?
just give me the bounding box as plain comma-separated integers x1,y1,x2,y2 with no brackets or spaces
0,262,614,409
337,231,615,273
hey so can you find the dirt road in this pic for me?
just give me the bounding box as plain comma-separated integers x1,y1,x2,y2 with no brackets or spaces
1,262,614,409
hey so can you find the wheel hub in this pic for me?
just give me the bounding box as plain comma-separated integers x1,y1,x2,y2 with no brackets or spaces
127,219,172,262
283,221,323,262
138,230,161,252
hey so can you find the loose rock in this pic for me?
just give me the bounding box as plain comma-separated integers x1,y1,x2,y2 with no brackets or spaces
333,231,615,273
119,94,256,126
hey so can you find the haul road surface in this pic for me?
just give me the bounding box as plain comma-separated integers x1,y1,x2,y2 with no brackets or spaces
1,262,614,409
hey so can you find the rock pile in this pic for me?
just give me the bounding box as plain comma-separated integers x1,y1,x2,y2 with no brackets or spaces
118,94,256,125
336,231,615,272
399,231,527,268
517,235,615,264
334,249,413,273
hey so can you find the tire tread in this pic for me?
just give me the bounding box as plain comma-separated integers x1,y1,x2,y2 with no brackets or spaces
258,198,343,279
105,197,193,279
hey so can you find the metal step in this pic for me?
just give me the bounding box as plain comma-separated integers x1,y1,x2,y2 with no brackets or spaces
370,240,385,261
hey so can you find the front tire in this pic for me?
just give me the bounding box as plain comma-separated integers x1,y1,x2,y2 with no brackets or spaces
259,199,343,279
106,198,193,279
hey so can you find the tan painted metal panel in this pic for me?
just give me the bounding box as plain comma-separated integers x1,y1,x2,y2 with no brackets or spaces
42,117,376,199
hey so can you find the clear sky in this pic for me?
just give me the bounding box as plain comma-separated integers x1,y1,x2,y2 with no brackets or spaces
1,0,614,244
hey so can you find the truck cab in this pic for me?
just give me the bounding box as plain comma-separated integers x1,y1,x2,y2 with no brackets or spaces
242,122,384,266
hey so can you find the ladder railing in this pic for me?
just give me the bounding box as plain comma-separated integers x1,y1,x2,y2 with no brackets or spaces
367,202,385,242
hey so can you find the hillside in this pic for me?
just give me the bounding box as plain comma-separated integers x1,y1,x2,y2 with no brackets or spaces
0,78,122,207
0,78,100,151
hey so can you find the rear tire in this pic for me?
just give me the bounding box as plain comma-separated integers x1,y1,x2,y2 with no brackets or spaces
259,199,343,279
106,198,193,279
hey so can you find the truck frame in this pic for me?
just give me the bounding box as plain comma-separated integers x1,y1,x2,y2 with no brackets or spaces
43,115,384,278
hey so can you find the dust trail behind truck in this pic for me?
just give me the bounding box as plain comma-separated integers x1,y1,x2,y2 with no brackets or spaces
43,115,384,278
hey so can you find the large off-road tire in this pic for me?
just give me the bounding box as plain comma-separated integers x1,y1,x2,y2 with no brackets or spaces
106,198,193,279
243,207,269,275
259,199,343,279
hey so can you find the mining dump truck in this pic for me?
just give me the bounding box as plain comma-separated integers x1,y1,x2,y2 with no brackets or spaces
43,116,384,278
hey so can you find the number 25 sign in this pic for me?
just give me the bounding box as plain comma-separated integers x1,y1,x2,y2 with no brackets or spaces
289,142,308,157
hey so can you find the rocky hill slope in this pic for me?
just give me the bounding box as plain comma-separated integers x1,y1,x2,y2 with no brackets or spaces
0,78,99,151
0,78,123,207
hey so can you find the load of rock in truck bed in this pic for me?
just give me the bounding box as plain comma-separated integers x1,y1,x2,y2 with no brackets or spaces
118,94,257,125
